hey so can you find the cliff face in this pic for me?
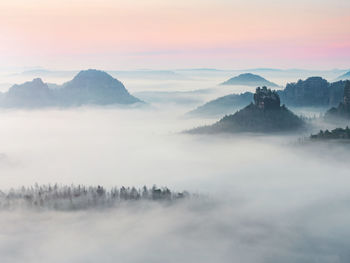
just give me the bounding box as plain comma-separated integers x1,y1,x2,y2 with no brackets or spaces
325,80,350,120
279,77,330,106
344,81,350,106
328,81,345,107
278,77,347,107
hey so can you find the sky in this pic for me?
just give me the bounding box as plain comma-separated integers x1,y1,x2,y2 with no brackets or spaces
0,0,349,70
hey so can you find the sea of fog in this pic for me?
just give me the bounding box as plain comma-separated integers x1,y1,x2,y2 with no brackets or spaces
0,104,350,262
0,67,349,262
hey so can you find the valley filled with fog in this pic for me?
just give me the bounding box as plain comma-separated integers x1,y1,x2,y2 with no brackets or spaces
0,69,350,263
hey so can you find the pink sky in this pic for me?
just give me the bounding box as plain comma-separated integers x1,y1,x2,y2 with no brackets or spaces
0,0,349,70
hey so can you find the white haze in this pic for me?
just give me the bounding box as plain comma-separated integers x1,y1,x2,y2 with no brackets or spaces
0,104,350,262
0,69,350,262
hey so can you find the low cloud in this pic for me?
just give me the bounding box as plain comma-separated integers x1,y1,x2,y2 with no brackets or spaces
0,105,349,262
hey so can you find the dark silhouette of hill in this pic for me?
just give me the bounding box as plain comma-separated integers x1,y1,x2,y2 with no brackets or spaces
188,87,304,134
311,127,350,140
0,69,141,108
221,73,279,87
278,77,346,107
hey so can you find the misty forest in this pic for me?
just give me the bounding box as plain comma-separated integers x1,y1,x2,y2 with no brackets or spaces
0,67,349,263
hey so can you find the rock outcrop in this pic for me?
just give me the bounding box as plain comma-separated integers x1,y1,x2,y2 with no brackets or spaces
254,86,280,110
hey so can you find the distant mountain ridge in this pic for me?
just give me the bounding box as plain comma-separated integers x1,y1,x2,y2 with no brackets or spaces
3,78,56,107
187,92,253,117
221,73,279,87
189,77,348,117
335,71,350,81
0,69,141,108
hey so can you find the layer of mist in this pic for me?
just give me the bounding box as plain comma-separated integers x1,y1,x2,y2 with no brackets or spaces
0,68,349,262
0,106,349,262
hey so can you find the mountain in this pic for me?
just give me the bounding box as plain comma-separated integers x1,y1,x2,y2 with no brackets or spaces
335,71,350,81
187,92,253,117
325,80,350,120
278,77,330,106
188,87,304,134
189,77,347,118
57,69,140,106
1,78,56,107
279,77,346,107
221,73,279,87
0,69,141,108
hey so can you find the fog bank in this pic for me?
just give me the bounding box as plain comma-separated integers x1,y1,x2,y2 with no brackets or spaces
0,105,349,262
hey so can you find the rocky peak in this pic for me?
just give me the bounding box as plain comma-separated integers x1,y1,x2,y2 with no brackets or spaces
253,86,280,110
